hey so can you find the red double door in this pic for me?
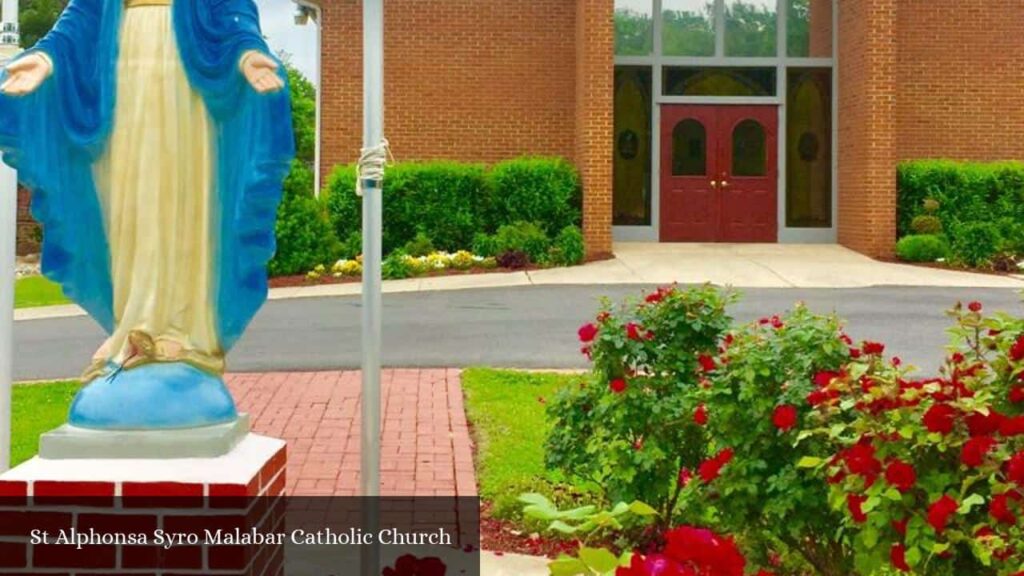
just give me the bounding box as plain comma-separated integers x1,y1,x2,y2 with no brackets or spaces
660,105,778,243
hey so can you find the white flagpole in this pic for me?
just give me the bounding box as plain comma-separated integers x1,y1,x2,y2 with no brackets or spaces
0,0,20,474
360,0,383,573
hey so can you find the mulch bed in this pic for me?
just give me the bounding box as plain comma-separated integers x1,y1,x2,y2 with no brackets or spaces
877,257,1022,277
479,501,583,559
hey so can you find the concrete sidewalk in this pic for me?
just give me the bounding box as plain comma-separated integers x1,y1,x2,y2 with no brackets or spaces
15,243,1024,321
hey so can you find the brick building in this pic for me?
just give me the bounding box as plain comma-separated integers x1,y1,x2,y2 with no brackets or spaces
311,0,1024,258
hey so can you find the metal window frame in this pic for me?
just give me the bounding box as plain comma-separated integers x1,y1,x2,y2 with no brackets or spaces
612,0,838,243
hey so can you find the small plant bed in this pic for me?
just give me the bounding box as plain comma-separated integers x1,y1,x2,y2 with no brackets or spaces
10,380,81,466
462,368,597,558
895,160,1024,274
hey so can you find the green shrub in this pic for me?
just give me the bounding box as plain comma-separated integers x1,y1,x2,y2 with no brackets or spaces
269,162,339,277
950,221,1002,267
897,160,1024,264
325,162,490,254
549,225,586,266
382,250,412,280
471,232,498,258
546,285,736,521
338,231,362,260
894,234,949,263
910,214,943,235
493,221,550,264
403,232,435,257
487,158,581,236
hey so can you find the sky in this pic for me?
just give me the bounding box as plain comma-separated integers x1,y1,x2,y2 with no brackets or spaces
256,0,318,84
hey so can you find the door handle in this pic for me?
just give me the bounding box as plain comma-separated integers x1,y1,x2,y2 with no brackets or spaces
720,180,730,188
710,180,718,188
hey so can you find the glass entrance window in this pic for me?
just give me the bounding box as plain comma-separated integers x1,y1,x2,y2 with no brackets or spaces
786,68,832,228
732,120,767,176
615,0,654,56
673,120,707,176
614,67,654,226
725,0,777,57
662,0,716,57
663,67,776,97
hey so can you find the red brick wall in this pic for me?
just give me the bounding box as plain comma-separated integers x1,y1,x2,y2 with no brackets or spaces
577,0,614,256
895,0,1024,161
317,0,614,256
837,0,897,258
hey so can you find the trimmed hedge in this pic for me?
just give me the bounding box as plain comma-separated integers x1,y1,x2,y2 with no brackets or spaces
326,161,490,255
897,160,1024,265
325,157,582,255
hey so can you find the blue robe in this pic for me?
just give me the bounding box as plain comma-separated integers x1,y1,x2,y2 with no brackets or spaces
0,0,294,351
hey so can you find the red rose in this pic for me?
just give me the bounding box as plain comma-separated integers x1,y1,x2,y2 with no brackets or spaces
698,354,716,373
1008,452,1024,484
961,436,997,468
698,448,734,484
990,492,1020,524
662,526,746,576
770,315,784,329
884,460,916,492
609,379,627,394
890,543,910,572
1002,416,1024,437
1011,387,1024,404
694,404,709,426
626,322,643,341
578,323,598,343
847,494,868,523
772,405,798,432
842,443,882,479
951,352,965,364
926,495,958,533
967,410,1004,437
862,341,885,355
968,301,983,312
813,371,840,388
1012,335,1024,362
923,403,957,434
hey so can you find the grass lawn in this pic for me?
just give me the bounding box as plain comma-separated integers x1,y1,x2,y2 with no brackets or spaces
11,381,80,466
15,276,70,309
462,367,584,516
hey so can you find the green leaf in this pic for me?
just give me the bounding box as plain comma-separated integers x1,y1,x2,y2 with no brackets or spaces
548,555,590,576
519,493,553,507
548,520,579,534
958,493,985,514
578,547,620,574
797,456,823,468
628,501,659,516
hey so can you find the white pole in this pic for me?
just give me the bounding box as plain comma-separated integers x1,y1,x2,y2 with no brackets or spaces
0,0,19,474
360,0,383,573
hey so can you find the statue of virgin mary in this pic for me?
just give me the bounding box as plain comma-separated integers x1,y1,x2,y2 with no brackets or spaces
0,0,294,431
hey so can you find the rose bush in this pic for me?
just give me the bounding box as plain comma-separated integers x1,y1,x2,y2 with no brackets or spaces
806,301,1024,575
545,285,735,521
682,305,855,575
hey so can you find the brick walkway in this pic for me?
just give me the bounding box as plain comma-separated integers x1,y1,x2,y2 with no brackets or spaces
225,369,476,498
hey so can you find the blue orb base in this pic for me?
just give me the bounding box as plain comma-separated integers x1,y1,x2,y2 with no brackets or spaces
69,362,238,430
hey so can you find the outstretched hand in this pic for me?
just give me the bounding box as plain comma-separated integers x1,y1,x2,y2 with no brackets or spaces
0,53,53,97
241,52,284,94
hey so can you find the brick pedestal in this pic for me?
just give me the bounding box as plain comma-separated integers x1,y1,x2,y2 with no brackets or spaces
0,434,286,576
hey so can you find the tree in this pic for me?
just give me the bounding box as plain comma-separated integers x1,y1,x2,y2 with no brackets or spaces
285,62,316,167
19,0,66,48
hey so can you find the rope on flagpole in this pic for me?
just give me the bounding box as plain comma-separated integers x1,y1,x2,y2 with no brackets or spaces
356,138,392,197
